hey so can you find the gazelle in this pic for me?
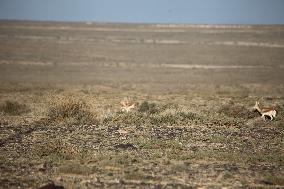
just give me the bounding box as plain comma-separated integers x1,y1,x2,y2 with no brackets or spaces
120,98,136,112
253,101,277,120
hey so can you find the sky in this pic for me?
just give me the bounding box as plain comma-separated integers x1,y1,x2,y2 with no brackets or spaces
0,0,284,24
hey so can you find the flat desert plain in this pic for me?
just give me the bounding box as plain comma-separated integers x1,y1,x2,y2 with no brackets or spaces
0,21,284,188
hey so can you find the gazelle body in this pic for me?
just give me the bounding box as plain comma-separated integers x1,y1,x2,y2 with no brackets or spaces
253,101,277,120
120,98,136,112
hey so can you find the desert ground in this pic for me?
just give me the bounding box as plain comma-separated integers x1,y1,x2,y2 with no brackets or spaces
0,21,284,188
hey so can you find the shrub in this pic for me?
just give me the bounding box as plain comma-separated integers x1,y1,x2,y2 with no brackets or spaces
138,101,159,114
47,95,96,125
0,100,30,115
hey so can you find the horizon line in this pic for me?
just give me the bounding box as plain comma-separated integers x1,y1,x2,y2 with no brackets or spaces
1,18,284,27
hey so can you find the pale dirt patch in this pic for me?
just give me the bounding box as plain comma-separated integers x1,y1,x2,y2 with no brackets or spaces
160,64,271,69
210,41,284,48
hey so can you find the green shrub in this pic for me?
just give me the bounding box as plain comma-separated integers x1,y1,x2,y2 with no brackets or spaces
138,101,159,114
0,100,30,115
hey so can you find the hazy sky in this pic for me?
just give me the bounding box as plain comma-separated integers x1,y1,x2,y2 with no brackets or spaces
0,0,284,24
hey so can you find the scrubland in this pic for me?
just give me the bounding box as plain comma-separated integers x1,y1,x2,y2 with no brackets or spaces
0,21,284,188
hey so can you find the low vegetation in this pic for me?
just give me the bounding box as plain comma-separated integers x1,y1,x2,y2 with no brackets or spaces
0,100,30,116
1,90,283,189
0,21,283,188
138,101,159,115
104,101,201,126
46,95,97,125
219,103,257,119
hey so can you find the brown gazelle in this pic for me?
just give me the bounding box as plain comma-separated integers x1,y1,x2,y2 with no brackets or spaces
253,101,277,120
120,98,136,112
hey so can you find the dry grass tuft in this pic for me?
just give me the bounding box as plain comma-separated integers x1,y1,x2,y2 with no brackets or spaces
0,100,30,116
46,95,97,125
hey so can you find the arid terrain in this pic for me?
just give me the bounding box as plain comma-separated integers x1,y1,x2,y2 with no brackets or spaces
0,21,284,188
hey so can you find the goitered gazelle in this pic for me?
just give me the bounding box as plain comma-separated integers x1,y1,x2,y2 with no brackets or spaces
120,98,136,112
253,101,277,120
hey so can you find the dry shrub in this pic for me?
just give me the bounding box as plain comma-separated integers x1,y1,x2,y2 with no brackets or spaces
0,100,30,115
47,95,96,125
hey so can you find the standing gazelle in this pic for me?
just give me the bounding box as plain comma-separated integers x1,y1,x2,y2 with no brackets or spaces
253,101,277,120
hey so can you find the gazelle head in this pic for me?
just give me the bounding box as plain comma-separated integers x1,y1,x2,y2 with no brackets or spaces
252,101,261,113
253,101,260,108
